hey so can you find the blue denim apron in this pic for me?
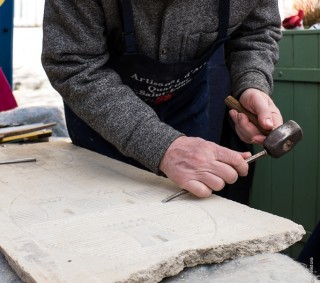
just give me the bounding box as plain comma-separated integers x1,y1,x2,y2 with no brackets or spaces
64,0,253,204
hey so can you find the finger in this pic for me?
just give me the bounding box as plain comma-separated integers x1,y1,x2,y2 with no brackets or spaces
240,151,252,160
229,110,262,143
251,97,281,131
185,167,236,190
234,111,262,136
235,112,267,145
215,145,249,177
250,134,266,145
204,163,238,184
239,90,284,132
183,179,213,198
270,110,284,129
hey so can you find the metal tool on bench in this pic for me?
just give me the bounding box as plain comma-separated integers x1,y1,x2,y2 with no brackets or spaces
161,96,303,203
0,157,36,165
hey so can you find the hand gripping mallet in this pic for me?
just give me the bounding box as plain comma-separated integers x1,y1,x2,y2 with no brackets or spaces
161,96,303,203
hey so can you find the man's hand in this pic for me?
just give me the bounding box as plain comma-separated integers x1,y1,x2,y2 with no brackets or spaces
159,136,251,198
229,88,283,145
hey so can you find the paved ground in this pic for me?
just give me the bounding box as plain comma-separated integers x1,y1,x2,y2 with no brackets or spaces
0,27,68,137
12,27,63,109
0,253,21,283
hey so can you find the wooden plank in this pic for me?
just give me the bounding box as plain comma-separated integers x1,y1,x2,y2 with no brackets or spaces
250,152,272,212
273,68,320,82
276,34,294,68
0,142,305,283
292,82,319,232
270,82,294,220
0,129,52,143
0,123,56,140
252,29,320,257
294,33,319,68
318,69,320,222
276,30,320,70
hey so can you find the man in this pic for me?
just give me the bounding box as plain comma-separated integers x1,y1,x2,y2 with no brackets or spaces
42,0,283,201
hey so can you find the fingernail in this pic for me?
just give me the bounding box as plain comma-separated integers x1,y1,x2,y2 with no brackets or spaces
265,118,273,127
230,110,236,116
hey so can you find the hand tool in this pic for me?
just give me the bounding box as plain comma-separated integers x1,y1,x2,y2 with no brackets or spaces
161,96,303,203
0,157,37,165
161,152,264,203
0,122,56,140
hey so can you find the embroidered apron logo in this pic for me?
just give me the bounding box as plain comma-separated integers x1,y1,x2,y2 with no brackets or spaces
108,0,230,106
130,62,207,98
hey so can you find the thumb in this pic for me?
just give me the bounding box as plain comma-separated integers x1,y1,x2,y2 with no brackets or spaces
252,97,275,131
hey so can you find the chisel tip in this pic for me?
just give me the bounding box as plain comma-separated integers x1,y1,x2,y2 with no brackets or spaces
161,189,189,203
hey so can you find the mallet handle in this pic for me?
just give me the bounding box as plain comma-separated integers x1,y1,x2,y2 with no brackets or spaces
224,96,270,136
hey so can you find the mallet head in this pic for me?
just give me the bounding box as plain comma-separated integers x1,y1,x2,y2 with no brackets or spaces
263,120,303,158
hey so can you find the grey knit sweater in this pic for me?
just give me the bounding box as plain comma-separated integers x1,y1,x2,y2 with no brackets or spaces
42,0,281,173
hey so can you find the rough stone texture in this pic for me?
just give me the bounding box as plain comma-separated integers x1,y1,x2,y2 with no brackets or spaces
2,250,318,283
0,142,305,283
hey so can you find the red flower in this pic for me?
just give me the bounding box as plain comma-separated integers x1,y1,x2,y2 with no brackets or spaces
282,10,304,29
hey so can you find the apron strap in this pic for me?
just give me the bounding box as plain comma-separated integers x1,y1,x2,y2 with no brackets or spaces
120,0,136,53
217,0,230,40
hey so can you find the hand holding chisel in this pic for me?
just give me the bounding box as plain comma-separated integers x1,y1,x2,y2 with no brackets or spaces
161,96,303,203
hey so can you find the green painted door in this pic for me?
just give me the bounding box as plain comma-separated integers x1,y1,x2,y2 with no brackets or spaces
250,30,320,258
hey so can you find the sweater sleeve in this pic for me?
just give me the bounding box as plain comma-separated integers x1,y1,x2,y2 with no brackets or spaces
41,0,183,174
225,0,282,97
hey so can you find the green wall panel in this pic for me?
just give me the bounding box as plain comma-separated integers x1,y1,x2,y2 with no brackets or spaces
294,35,319,68
250,30,320,257
292,83,318,231
250,156,272,212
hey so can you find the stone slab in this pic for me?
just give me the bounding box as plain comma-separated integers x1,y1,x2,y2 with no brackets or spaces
2,251,319,283
0,142,305,283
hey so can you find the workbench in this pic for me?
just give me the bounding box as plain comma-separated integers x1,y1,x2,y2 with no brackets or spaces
0,142,308,282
